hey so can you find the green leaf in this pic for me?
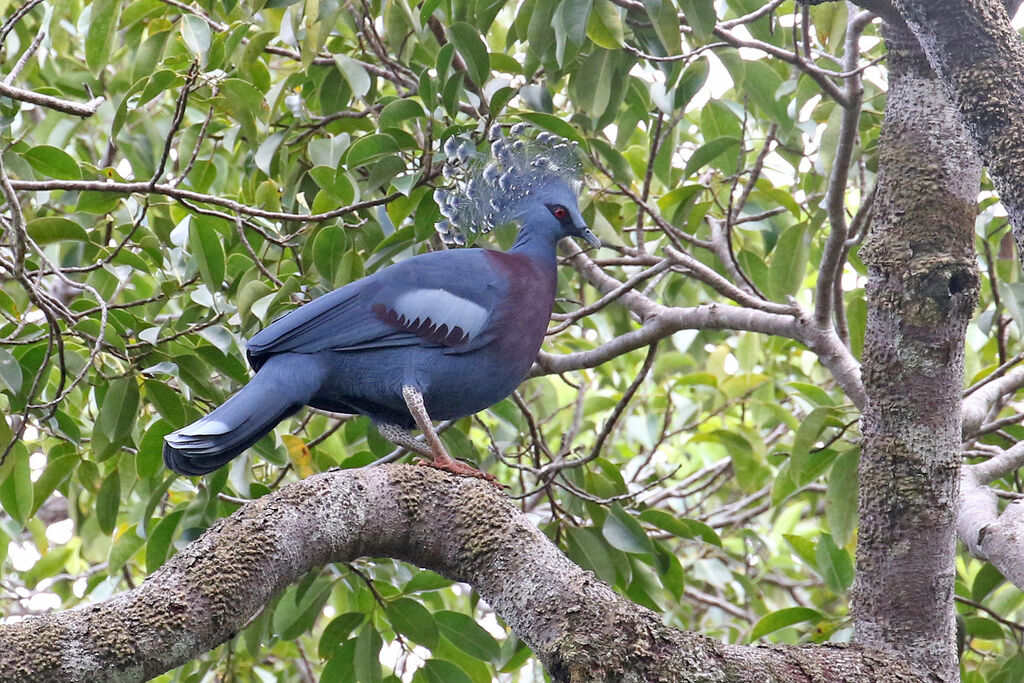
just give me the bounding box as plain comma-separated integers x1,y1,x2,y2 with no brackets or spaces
768,223,809,300
442,71,465,117
309,167,355,205
638,509,721,547
86,0,122,74
602,504,654,555
742,60,789,128
345,134,400,167
449,23,491,87
237,280,273,324
32,454,77,516
137,70,180,111
319,612,366,659
26,217,89,244
108,526,144,574
516,113,586,145
353,625,383,681
322,638,358,682
0,348,22,395
589,137,632,182
565,526,617,583
787,381,836,407
219,78,264,142
385,597,440,648
76,191,126,214
189,215,227,291
683,136,740,178
788,406,832,484
145,509,185,572
587,0,625,49
815,533,853,593
313,225,349,284
750,607,824,640
972,562,1005,602
144,380,186,427
334,54,371,98
783,533,818,569
413,659,474,683
380,99,426,129
403,569,452,593
643,0,681,55
678,0,716,40
23,146,82,180
180,14,212,62
276,579,333,640
0,450,32,526
22,545,74,589
571,48,615,116
826,447,859,546
965,616,1004,641
97,377,140,442
553,0,592,65
132,28,172,84
712,429,766,492
435,610,501,662
96,469,121,535
138,420,173,480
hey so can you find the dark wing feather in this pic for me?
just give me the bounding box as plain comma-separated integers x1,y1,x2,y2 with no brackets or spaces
245,249,507,368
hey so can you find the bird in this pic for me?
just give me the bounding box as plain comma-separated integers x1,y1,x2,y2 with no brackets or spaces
163,124,599,485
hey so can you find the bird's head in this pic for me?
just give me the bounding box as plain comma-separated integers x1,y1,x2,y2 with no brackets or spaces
514,177,600,248
434,124,599,249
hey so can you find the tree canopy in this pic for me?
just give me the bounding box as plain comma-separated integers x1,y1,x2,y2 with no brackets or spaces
3,0,1024,681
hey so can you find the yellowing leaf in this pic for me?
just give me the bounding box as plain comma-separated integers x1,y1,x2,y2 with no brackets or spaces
282,434,315,477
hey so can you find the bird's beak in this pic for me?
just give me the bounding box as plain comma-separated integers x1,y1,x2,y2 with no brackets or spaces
577,225,601,248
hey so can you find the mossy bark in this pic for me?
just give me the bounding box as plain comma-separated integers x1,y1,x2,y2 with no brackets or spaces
853,20,981,683
0,465,921,682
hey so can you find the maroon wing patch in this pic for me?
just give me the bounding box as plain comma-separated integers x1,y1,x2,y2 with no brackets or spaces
372,303,471,346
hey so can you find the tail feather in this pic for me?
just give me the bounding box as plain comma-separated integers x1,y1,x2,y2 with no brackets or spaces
163,355,320,476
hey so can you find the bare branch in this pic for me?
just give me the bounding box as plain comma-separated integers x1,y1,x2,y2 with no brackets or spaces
7,178,398,223
962,366,1024,436
814,9,869,329
0,81,104,117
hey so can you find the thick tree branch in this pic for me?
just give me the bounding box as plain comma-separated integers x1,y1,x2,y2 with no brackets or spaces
0,465,921,682
889,0,1024,253
962,365,1024,436
959,464,1024,590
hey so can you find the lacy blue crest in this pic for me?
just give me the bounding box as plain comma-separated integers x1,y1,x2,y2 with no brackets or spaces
433,123,583,245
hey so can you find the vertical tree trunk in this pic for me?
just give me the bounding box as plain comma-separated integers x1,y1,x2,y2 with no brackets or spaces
890,0,1024,250
853,20,981,681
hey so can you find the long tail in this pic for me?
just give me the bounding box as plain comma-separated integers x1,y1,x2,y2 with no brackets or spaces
163,355,320,476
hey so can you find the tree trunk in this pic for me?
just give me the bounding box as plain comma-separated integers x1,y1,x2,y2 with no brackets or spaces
889,0,1024,246
853,19,981,682
0,465,921,682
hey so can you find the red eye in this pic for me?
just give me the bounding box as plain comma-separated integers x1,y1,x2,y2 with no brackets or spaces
553,206,568,220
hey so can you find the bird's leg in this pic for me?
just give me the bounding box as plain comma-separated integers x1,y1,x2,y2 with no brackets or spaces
400,385,500,486
377,423,432,457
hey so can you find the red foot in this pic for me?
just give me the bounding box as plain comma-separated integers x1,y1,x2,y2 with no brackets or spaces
416,457,505,489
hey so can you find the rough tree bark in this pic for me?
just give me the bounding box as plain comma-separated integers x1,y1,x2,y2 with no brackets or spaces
0,465,922,682
886,0,1024,245
852,19,982,682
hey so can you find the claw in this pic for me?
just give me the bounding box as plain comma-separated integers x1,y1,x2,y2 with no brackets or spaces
415,456,505,489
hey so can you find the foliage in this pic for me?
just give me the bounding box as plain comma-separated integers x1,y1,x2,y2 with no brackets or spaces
0,0,1021,681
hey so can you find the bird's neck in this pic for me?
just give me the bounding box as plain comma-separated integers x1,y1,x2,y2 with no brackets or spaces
508,227,559,263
